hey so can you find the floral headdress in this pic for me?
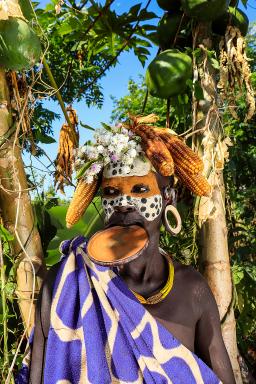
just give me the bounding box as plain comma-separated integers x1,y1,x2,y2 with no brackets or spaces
73,122,143,184
66,115,211,228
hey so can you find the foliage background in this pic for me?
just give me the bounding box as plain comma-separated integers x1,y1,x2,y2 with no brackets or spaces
0,0,255,382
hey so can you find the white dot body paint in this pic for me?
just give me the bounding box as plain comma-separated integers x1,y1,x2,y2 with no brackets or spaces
102,194,163,222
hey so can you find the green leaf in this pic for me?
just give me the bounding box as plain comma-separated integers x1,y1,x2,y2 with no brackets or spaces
0,225,14,241
244,265,256,281
101,122,112,132
138,9,158,21
194,81,204,101
34,130,56,144
129,4,142,16
45,201,104,266
18,0,35,20
44,2,56,11
210,57,220,70
80,121,95,131
75,160,95,179
137,54,147,67
232,265,244,284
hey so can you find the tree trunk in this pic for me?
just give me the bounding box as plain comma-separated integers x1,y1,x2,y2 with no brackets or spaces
192,23,242,383
0,69,46,336
200,173,241,383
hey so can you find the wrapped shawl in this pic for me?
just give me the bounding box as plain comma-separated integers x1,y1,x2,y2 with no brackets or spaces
16,236,221,384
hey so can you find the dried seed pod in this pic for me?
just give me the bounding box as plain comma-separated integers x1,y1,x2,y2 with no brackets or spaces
66,177,99,228
54,107,79,193
175,166,211,197
133,124,174,176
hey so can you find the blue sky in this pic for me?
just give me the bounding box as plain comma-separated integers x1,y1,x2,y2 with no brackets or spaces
25,1,256,198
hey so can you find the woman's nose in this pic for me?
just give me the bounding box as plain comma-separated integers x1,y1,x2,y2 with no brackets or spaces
114,205,135,213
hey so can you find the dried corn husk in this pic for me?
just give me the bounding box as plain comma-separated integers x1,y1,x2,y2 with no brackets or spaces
127,116,174,176
136,124,174,176
126,114,210,195
54,107,79,193
154,129,204,175
175,165,211,197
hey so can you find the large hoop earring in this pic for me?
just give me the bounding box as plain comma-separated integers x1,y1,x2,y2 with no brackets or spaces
163,205,182,236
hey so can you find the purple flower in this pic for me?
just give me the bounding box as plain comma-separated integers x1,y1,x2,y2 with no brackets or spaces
111,154,119,162
91,163,101,173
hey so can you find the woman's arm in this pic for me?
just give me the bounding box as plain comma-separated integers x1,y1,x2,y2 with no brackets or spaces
195,279,236,384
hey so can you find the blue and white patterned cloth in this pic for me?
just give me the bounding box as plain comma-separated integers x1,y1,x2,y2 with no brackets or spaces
17,236,221,383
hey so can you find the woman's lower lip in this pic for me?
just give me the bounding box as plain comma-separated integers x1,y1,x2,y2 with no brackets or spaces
106,221,144,229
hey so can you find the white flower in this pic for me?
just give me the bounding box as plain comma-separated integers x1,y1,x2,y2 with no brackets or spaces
77,147,85,158
89,162,102,175
85,175,94,184
112,133,128,147
128,140,137,148
97,145,104,154
111,136,119,146
127,148,137,158
74,158,83,167
100,133,112,146
86,146,98,160
108,145,116,153
103,155,111,164
119,134,129,145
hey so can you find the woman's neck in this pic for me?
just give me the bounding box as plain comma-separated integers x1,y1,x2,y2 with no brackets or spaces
117,232,168,297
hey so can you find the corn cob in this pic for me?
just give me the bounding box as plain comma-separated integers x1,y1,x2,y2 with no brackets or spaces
133,124,174,176
66,177,99,228
154,130,204,175
175,165,211,196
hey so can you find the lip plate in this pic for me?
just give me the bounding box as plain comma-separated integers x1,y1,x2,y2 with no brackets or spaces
87,225,149,267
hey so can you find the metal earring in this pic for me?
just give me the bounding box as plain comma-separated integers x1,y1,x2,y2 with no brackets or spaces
163,205,182,236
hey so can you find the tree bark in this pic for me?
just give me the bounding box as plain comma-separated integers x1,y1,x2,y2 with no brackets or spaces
0,69,46,336
200,173,241,383
193,23,242,383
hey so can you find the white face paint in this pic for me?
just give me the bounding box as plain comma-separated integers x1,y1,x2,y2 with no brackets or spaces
102,194,162,222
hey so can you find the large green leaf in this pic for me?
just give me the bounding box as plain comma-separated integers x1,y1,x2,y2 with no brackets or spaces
45,198,104,266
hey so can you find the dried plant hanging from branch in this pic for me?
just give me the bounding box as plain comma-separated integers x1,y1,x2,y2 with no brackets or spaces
218,26,255,122
0,0,25,20
54,106,79,193
6,71,36,154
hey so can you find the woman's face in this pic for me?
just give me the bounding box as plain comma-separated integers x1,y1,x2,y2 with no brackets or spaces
101,171,163,223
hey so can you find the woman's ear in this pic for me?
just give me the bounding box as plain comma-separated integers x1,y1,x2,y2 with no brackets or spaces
163,186,177,206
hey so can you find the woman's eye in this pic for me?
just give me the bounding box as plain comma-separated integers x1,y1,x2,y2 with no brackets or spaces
103,187,119,196
131,184,150,193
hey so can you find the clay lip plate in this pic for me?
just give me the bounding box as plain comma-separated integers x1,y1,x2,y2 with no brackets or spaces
87,224,149,267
